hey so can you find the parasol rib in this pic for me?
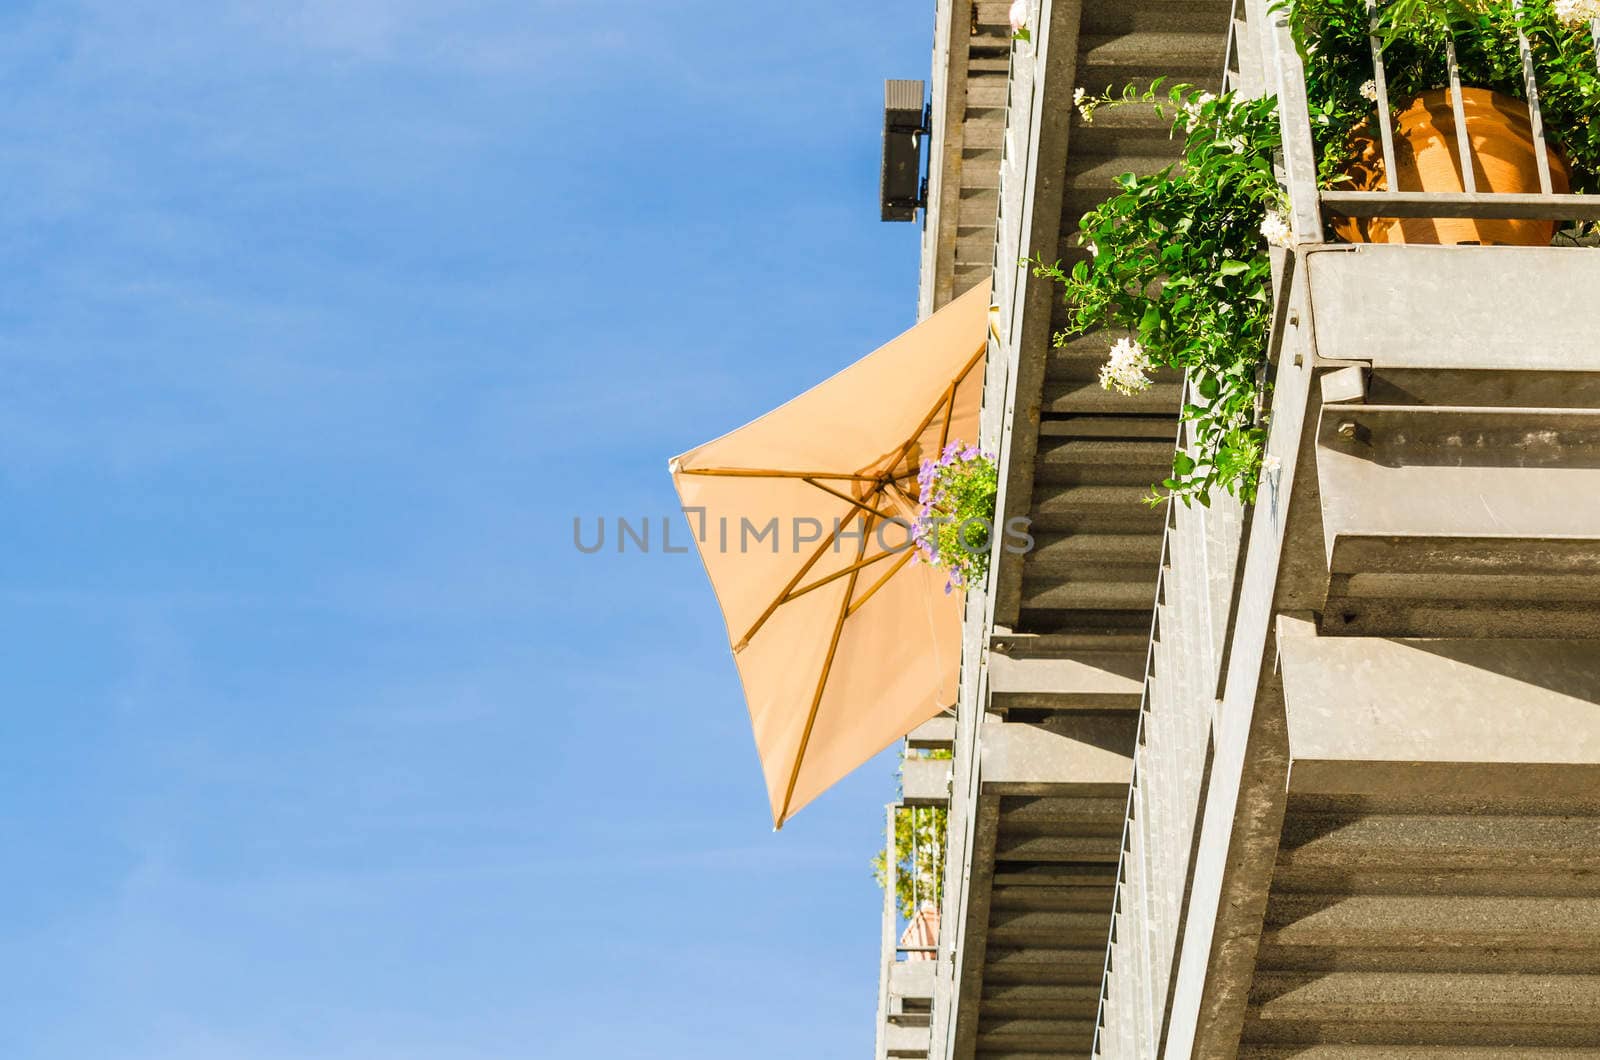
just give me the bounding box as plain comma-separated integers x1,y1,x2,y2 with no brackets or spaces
871,341,989,487
936,380,957,454
777,513,876,826
677,468,881,482
783,547,900,604
802,477,903,525
848,547,919,618
734,514,849,651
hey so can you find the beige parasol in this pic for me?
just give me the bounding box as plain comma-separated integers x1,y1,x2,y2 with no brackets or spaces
669,282,992,827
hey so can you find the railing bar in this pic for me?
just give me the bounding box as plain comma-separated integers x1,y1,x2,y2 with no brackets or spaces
910,804,919,911
1514,0,1555,194
1445,37,1477,194
1322,189,1600,219
1367,0,1399,194
1593,18,1600,76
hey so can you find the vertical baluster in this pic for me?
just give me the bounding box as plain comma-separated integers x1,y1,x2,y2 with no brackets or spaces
1367,0,1399,193
1445,36,1478,194
1592,18,1599,76
1514,0,1555,193
1223,0,1241,94
915,807,928,915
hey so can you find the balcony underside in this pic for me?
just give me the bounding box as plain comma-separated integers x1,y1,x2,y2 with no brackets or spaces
1236,622,1600,1053
1315,396,1600,638
951,708,1134,1059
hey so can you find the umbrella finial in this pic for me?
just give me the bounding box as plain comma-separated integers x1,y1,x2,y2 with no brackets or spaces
667,457,682,474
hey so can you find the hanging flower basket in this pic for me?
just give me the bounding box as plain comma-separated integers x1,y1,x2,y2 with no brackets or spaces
912,442,999,594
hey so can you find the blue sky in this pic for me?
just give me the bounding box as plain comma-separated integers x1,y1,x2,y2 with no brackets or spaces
0,2,931,1057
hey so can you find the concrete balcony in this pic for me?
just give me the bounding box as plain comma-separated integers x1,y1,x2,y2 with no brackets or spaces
1097,239,1600,1056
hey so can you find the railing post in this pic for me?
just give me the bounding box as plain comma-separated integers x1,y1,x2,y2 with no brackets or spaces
1248,0,1323,242
874,802,897,1060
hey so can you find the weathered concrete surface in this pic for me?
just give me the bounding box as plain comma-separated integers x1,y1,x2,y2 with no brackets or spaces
902,755,954,807
987,650,1144,714
1279,630,1600,790
1304,244,1600,372
906,715,956,750
980,716,1135,792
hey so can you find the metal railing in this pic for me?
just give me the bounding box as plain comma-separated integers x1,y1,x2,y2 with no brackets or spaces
873,804,897,1060
1254,0,1600,230
1092,412,1250,1058
873,799,941,1060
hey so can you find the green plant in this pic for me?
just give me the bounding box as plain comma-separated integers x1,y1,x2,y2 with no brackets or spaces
1286,0,1600,196
1033,7,1600,506
871,749,952,919
1035,84,1284,506
913,443,1000,591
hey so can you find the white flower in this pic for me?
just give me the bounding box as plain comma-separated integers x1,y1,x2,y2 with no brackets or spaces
1262,454,1282,475
1555,0,1600,26
1181,91,1217,132
1074,87,1094,122
1360,79,1378,103
1009,0,1029,33
1260,209,1293,248
1100,337,1154,396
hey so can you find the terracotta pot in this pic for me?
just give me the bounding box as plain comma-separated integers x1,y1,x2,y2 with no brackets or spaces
1332,87,1569,246
899,903,939,961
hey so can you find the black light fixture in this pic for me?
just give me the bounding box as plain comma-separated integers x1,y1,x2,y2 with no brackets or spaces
880,79,929,222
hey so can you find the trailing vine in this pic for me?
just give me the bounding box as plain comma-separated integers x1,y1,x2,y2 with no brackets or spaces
1035,84,1284,506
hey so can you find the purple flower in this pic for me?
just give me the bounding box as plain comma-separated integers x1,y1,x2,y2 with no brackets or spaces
911,440,998,593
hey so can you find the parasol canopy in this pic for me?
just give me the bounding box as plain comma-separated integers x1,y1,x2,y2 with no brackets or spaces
669,283,992,827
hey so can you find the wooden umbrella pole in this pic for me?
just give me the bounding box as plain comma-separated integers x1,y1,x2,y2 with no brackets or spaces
885,480,921,518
